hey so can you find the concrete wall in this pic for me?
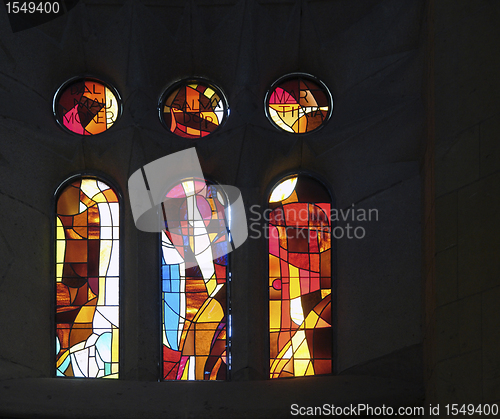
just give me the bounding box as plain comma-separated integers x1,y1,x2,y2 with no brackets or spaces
0,0,439,417
425,0,500,408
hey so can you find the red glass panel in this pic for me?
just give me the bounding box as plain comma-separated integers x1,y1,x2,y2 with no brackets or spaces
269,175,332,378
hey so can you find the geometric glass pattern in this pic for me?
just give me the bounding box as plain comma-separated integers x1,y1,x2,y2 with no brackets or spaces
159,79,229,139
55,177,119,378
53,77,121,135
265,73,333,134
161,178,229,380
269,175,332,378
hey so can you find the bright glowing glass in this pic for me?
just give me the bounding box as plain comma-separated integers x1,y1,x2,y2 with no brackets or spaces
269,176,298,203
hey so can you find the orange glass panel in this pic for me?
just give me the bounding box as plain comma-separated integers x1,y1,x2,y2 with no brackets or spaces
160,80,228,139
56,177,120,378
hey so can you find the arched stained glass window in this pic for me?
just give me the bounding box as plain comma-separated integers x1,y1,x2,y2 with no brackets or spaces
55,177,120,378
265,73,333,134
268,174,333,378
159,79,229,139
53,77,121,135
161,178,229,380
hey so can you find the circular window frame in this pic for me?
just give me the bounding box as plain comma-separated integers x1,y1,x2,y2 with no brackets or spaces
158,78,230,139
53,76,122,136
264,72,333,135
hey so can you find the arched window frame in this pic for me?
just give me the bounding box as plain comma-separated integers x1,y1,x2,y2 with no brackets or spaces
159,177,232,381
52,172,124,379
266,170,336,379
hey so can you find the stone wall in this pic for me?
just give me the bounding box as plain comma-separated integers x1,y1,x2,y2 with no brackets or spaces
0,0,439,417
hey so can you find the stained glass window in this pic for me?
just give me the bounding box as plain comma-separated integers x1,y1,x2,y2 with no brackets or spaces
55,177,120,378
159,79,229,139
161,178,229,380
268,175,332,378
265,73,332,134
53,77,121,135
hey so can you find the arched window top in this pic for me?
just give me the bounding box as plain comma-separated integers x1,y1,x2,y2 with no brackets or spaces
53,77,122,136
161,178,230,380
265,73,333,134
159,78,229,139
55,176,120,378
268,174,333,379
269,174,331,204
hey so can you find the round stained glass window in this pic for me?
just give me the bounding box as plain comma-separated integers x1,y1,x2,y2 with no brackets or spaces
265,73,333,134
53,77,121,135
159,79,229,139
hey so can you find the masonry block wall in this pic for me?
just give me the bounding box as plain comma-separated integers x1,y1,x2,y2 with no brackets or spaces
426,0,500,407
0,0,497,417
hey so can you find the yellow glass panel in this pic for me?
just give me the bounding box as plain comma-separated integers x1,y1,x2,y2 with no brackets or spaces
269,177,298,203
305,310,319,329
112,327,119,363
98,277,106,306
186,126,201,136
200,111,219,126
289,265,300,298
294,359,310,376
105,87,119,128
321,289,331,298
92,192,108,203
74,306,95,323
291,329,306,352
56,350,69,368
305,361,315,376
269,301,281,331
203,87,215,98
196,299,223,323
56,217,65,239
273,358,289,376
294,339,311,360
205,277,217,296
56,239,65,280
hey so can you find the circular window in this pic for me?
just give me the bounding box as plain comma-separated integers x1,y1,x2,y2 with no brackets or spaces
53,77,121,135
159,79,229,139
265,73,333,134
